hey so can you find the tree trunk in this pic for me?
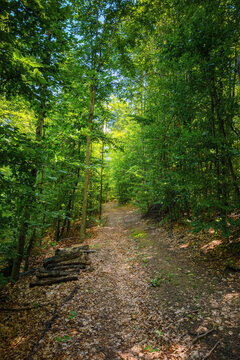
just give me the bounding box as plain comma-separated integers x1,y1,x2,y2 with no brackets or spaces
99,139,104,219
55,216,61,242
80,85,96,240
60,141,82,237
11,207,30,281
24,228,37,271
10,34,52,281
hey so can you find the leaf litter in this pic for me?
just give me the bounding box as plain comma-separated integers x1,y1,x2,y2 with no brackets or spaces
0,202,239,359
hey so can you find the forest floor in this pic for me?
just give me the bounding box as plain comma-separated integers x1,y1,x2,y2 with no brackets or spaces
0,202,240,360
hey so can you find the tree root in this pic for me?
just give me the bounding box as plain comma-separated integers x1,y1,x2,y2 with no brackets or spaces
192,328,215,344
203,340,221,359
25,285,80,360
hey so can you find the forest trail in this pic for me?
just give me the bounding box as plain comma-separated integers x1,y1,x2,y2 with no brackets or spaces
1,202,240,360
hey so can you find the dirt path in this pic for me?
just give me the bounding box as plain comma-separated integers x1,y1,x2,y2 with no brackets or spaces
1,202,239,359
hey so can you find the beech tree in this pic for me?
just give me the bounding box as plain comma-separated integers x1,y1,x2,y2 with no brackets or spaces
1,0,239,284
110,0,240,237
69,0,132,239
1,0,72,281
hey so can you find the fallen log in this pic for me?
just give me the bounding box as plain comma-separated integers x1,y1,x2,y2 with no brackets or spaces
43,252,88,267
20,267,41,277
37,268,81,274
30,275,78,287
50,258,89,266
79,249,96,253
55,245,89,256
30,245,93,288
36,269,80,279
46,263,87,270
45,267,85,273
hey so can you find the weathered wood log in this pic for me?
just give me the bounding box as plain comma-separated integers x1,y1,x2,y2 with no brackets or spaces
45,258,89,267
46,265,86,272
51,258,89,266
36,269,80,279
20,267,41,277
43,252,88,267
46,261,87,269
55,245,89,256
30,276,78,287
37,268,81,274
78,249,96,253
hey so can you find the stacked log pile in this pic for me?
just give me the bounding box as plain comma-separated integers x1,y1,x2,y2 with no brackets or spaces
30,245,94,287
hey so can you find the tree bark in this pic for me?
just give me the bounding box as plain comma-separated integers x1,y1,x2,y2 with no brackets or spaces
46,264,86,271
55,244,89,256
80,85,96,240
24,228,37,271
36,269,81,278
10,33,52,281
11,206,30,281
43,254,88,267
99,139,104,219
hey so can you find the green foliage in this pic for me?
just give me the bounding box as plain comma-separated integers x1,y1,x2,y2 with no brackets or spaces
109,0,240,240
55,335,71,343
130,230,146,239
154,330,164,337
144,345,159,353
1,0,240,282
68,311,77,320
151,276,162,287
0,0,119,281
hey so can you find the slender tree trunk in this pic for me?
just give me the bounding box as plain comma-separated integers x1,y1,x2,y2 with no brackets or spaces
60,141,82,237
10,34,51,281
11,206,30,280
11,113,45,281
55,218,61,242
99,140,104,220
24,228,37,271
80,85,96,240
11,86,46,281
210,91,221,201
228,157,240,201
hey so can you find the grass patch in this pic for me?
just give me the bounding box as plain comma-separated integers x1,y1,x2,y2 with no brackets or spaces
142,254,149,264
151,271,179,287
130,229,146,239
151,276,163,287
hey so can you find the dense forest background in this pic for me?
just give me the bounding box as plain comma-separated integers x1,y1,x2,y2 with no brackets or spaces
0,0,240,283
